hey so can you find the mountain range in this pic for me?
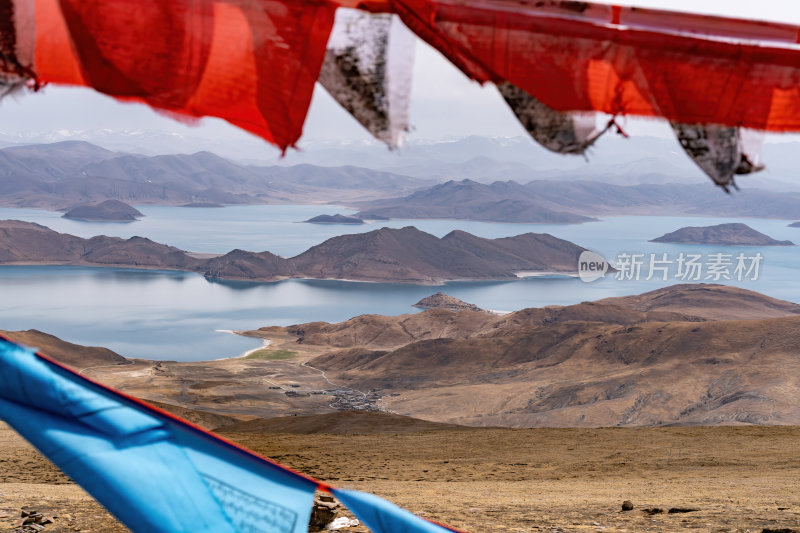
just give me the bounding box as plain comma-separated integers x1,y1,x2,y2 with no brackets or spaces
357,179,597,223
5,140,800,223
5,130,800,189
0,221,589,283
268,135,800,193
355,178,800,222
0,141,431,210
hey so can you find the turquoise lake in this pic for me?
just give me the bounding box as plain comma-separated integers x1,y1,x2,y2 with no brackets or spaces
1,205,798,361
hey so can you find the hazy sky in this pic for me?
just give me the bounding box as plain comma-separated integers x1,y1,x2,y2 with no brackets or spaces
2,1,800,147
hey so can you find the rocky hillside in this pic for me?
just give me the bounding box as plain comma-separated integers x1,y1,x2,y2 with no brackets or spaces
0,220,201,270
0,329,128,369
310,316,800,427
256,285,742,352
268,308,497,350
202,249,288,280
597,283,800,320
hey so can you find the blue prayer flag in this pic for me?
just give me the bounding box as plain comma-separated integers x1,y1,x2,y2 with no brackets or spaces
0,335,466,533
332,488,462,533
0,337,318,533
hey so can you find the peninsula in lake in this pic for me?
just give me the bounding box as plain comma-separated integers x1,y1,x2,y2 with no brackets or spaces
62,199,143,222
651,223,795,246
0,220,591,284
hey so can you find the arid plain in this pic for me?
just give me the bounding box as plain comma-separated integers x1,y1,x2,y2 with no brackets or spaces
2,421,800,532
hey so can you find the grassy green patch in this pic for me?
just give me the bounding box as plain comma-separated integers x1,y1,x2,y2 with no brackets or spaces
244,348,297,360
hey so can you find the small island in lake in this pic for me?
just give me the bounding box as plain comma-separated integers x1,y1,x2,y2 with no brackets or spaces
62,200,143,222
650,223,795,246
789,221,800,228
304,214,365,225
413,292,485,312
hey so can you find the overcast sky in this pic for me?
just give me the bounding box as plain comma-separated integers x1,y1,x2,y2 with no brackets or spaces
2,1,800,147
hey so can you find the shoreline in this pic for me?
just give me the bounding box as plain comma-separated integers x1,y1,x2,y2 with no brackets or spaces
0,261,582,285
214,330,271,360
514,270,579,278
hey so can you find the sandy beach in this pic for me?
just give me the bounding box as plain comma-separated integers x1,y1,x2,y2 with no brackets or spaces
214,330,271,360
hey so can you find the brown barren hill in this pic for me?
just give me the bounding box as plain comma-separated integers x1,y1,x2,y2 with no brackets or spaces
80,235,201,269
311,316,800,427
0,329,127,369
252,284,798,351
289,226,490,283
289,227,588,283
265,308,497,350
202,249,289,280
484,300,702,331
0,220,88,262
0,220,201,270
441,229,587,272
597,283,800,320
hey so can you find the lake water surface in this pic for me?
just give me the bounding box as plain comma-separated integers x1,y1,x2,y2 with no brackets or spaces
1,205,798,361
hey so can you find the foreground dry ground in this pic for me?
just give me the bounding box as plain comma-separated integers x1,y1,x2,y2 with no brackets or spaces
2,421,799,532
